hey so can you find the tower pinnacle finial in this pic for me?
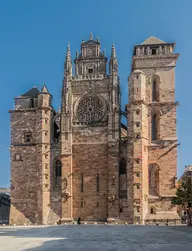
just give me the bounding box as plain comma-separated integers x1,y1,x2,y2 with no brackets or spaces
64,43,72,72
89,32,93,40
66,43,71,61
111,43,116,58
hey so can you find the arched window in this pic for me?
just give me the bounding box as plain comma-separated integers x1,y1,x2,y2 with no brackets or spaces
151,75,160,102
152,80,157,101
148,164,160,196
54,159,61,187
152,114,157,141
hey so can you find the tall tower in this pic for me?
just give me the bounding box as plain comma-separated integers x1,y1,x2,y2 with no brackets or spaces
9,86,52,225
61,33,121,222
126,36,180,224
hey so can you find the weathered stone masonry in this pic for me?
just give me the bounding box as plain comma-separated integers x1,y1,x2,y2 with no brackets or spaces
9,35,180,224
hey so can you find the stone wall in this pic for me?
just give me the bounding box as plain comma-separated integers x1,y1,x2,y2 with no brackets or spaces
9,92,53,225
9,110,40,224
72,143,108,221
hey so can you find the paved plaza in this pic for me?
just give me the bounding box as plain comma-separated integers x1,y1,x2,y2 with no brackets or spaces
0,225,192,251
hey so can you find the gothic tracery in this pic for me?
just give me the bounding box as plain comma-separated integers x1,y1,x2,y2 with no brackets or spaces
76,95,105,123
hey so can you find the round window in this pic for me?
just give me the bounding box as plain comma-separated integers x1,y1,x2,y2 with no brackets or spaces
77,95,105,123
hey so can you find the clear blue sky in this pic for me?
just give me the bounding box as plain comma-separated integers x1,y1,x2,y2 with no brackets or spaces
0,0,191,187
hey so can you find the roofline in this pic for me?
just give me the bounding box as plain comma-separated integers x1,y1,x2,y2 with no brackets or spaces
134,42,176,47
81,40,100,45
14,96,33,99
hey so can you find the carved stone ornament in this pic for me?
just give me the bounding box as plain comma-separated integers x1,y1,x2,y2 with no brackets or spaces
76,95,105,123
63,177,68,190
63,190,71,202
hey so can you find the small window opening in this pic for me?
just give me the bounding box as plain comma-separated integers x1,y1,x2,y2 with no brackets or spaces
88,68,93,74
136,172,140,177
45,132,48,136
24,132,32,143
136,206,140,213
136,184,140,189
152,49,156,55
150,207,155,214
97,202,99,208
136,122,140,127
136,109,140,115
119,207,123,213
15,154,21,161
136,159,140,164
81,201,84,208
144,47,147,55
31,99,34,108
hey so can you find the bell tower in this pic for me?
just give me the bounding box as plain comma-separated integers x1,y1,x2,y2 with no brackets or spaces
127,36,180,224
61,33,121,222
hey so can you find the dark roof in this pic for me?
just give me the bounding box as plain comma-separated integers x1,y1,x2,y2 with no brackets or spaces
21,87,40,98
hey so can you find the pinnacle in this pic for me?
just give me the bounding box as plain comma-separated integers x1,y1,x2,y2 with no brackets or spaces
111,43,116,58
66,44,71,59
41,85,49,93
65,43,72,64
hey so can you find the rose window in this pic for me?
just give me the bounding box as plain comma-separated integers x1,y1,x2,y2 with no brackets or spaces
77,96,105,123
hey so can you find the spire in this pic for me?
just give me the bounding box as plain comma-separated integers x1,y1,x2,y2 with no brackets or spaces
64,44,72,73
65,44,71,62
109,43,118,76
89,32,93,40
41,85,49,93
111,43,116,59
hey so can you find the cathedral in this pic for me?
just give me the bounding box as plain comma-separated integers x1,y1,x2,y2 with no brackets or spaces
9,34,180,225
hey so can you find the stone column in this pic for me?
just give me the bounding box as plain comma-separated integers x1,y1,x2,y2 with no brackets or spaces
61,154,73,222
107,113,120,223
60,114,73,223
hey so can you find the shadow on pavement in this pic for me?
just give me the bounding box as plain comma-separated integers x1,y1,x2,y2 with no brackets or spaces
0,225,192,251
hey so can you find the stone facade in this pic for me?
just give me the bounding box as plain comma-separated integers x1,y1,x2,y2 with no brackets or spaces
126,37,180,224
9,35,180,225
